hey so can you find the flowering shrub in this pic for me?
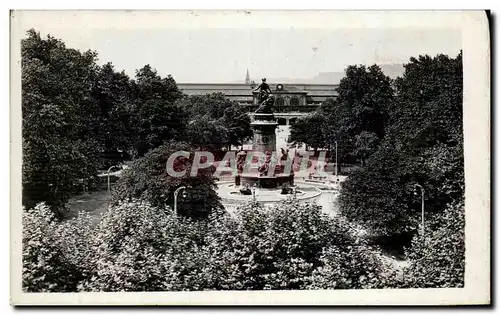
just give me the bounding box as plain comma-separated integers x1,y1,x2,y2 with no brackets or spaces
79,200,208,291
23,199,401,292
199,200,392,290
308,244,396,289
22,203,92,292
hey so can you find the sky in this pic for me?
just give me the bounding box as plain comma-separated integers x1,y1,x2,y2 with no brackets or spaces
15,11,462,83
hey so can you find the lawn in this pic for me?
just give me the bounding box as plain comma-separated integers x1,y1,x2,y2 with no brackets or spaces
64,190,111,226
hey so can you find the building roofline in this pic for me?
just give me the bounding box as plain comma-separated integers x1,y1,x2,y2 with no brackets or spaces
177,82,338,86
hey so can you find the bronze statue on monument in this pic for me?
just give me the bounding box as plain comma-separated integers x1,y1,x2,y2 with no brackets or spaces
238,76,293,189
254,94,275,114
253,78,275,114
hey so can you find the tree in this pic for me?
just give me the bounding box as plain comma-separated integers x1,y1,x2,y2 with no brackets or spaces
111,141,223,219
178,92,252,149
91,62,137,157
219,105,253,148
200,200,394,290
180,92,233,119
389,52,464,206
131,65,187,156
289,112,327,152
354,131,380,166
79,200,208,292
335,64,393,139
289,115,310,148
321,65,393,163
23,198,398,292
339,142,420,236
339,52,463,237
134,64,183,103
187,116,230,151
22,29,103,213
290,65,393,164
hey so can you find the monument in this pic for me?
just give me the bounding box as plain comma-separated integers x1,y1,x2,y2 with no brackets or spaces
217,80,334,208
236,84,295,189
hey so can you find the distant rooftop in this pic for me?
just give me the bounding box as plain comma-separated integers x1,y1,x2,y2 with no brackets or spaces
229,64,405,85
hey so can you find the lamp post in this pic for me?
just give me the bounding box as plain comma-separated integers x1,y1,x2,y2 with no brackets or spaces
252,184,257,202
107,165,121,192
173,186,188,216
414,183,425,237
335,141,338,182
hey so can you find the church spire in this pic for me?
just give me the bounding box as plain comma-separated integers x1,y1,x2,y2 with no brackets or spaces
245,69,250,84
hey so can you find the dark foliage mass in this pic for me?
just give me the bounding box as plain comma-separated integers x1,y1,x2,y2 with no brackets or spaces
288,53,465,287
399,199,465,288
289,53,463,238
21,30,250,214
339,53,463,236
111,142,223,219
23,200,396,292
22,30,103,213
179,92,253,150
290,65,393,163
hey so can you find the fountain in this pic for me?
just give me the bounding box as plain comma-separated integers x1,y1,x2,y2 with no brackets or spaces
216,88,340,213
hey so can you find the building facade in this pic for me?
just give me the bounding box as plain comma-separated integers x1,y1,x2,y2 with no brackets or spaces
177,82,339,125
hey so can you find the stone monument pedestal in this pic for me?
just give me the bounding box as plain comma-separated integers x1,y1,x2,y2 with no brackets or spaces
250,113,279,155
238,113,294,189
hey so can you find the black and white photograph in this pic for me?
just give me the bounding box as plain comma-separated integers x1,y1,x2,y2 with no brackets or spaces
9,10,490,305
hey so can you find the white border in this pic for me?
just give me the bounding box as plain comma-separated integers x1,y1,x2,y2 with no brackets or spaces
9,10,490,306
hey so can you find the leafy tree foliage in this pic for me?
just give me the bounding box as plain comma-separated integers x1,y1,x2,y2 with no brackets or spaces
220,104,253,148
289,115,310,147
335,65,394,139
91,62,137,155
134,64,183,103
130,65,188,156
178,93,252,149
23,199,396,292
339,143,419,236
79,201,208,291
111,142,222,219
354,131,380,166
289,65,393,164
202,200,394,290
186,116,230,150
22,30,191,211
22,29,103,212
325,65,393,163
289,112,327,152
398,200,465,288
339,52,463,236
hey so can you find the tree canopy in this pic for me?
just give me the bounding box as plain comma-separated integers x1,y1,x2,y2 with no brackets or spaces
289,64,393,163
178,92,252,150
339,52,463,236
22,29,103,212
111,141,223,219
21,30,248,213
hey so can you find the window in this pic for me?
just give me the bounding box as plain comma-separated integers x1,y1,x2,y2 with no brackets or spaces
276,97,285,112
290,97,299,106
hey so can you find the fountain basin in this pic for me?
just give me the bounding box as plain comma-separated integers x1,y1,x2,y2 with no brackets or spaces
239,173,294,189
218,181,321,205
